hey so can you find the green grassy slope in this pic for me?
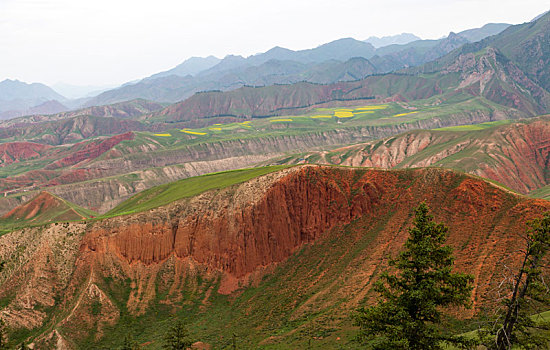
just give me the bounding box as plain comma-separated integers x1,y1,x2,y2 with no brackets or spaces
528,185,550,201
105,165,292,217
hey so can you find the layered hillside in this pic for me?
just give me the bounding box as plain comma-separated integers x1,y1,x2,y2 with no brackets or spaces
0,166,548,348
0,99,165,129
0,142,51,166
0,191,95,230
156,47,548,125
275,117,550,195
0,97,524,214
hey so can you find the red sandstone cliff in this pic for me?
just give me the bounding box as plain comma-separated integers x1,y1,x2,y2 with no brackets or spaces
0,166,548,346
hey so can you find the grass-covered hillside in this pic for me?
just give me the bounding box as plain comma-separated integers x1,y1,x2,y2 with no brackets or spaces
105,165,292,217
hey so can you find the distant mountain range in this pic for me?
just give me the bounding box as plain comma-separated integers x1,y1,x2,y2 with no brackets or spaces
83,22,511,107
0,79,68,119
150,12,548,125
364,33,421,47
0,20,517,119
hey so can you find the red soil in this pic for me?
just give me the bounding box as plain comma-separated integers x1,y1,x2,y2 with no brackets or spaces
0,142,51,166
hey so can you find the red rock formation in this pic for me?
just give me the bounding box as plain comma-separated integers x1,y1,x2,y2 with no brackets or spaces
295,118,550,194
0,142,50,166
1,166,549,344
2,191,85,222
81,166,550,299
45,132,134,170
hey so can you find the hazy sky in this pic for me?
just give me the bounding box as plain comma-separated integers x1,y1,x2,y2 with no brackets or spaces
0,0,548,86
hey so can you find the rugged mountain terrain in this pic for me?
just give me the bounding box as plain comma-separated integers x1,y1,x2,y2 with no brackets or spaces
156,45,548,124
0,165,548,348
148,13,548,125
273,116,550,195
84,23,509,108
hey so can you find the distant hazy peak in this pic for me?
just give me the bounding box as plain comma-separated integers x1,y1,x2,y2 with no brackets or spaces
457,23,511,43
364,33,421,48
532,10,549,22
148,55,222,80
0,79,66,102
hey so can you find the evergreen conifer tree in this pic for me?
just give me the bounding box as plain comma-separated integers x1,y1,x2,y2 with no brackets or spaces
354,202,474,349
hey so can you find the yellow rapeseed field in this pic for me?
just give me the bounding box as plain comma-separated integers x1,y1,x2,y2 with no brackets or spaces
209,127,222,131
154,133,171,137
270,119,293,122
392,111,418,117
181,130,207,135
334,111,354,118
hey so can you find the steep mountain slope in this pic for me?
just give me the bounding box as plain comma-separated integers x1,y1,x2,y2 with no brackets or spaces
457,23,511,42
0,166,548,348
427,11,550,93
486,12,550,91
274,117,550,195
0,191,95,230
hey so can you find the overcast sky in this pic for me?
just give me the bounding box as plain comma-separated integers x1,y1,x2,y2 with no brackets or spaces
0,0,548,87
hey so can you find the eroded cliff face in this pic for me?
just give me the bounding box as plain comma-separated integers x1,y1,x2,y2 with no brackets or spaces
0,166,549,347
285,118,550,194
